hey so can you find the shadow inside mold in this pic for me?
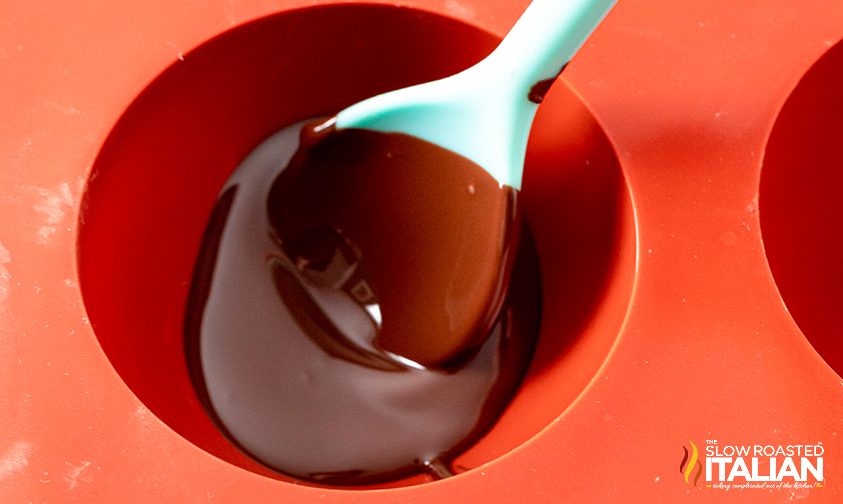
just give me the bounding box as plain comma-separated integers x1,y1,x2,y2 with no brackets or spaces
521,88,634,380
452,82,638,472
761,39,843,378
77,5,504,488
77,2,637,488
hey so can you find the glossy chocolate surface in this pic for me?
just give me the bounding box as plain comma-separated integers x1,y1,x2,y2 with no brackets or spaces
185,120,542,485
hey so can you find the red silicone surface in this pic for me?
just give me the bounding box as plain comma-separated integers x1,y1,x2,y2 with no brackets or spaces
1,1,840,502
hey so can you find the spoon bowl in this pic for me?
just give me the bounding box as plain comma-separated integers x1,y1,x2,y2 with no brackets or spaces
286,0,618,365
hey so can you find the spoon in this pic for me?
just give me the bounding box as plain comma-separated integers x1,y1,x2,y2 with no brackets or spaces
186,0,619,480
271,0,617,369
334,0,618,190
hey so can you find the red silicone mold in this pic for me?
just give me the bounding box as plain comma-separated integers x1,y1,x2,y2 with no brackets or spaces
1,1,840,502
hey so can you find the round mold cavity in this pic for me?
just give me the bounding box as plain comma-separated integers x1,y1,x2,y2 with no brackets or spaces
760,39,843,379
77,4,637,489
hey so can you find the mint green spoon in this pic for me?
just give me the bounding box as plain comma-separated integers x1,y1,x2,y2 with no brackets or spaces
334,0,618,190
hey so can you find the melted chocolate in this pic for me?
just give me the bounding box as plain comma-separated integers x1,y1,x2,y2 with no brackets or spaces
185,119,542,485
268,120,520,367
528,63,568,104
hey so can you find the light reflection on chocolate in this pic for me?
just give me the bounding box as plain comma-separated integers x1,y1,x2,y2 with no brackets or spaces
185,119,542,485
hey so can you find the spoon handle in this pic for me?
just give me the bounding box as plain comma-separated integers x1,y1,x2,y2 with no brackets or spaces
333,0,619,190
484,0,617,97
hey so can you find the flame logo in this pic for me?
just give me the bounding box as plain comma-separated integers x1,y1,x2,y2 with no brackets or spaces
680,441,703,486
